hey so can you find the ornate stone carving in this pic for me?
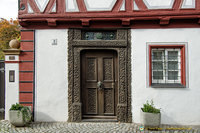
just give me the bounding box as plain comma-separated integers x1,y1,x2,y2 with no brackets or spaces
72,103,82,122
67,36,73,122
117,104,127,122
71,40,127,47
118,48,127,104
117,29,127,40
68,29,132,122
73,48,81,103
127,30,132,122
74,29,81,40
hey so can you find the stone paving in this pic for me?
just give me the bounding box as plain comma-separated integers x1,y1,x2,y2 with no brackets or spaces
0,120,200,133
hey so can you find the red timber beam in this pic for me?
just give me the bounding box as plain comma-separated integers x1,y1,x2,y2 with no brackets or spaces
18,0,200,27
196,0,200,24
27,0,40,13
57,0,65,13
125,0,133,12
44,0,56,13
173,0,183,10
112,0,124,12
19,9,200,19
197,0,200,10
19,10,200,27
77,0,87,12
134,0,148,10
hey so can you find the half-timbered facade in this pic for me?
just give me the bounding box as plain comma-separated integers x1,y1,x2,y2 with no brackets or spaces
4,0,200,125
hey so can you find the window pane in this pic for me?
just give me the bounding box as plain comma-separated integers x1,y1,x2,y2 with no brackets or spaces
153,61,163,70
153,71,163,80
83,31,116,40
168,71,178,80
168,51,178,60
168,61,178,70
152,51,164,60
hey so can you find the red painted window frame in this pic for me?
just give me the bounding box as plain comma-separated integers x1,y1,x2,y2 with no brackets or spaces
149,45,186,87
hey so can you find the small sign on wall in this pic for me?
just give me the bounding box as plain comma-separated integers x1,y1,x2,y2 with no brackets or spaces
52,39,57,45
9,56,15,60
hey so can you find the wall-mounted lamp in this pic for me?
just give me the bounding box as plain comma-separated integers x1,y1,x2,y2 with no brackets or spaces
9,70,15,82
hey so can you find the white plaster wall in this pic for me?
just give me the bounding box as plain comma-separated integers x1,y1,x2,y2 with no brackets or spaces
35,0,49,12
35,29,68,122
84,0,117,11
143,0,175,9
66,0,79,12
131,28,200,125
145,0,172,6
181,0,195,9
5,56,19,120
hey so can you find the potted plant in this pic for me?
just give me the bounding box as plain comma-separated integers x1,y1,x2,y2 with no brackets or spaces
9,103,32,127
140,100,161,127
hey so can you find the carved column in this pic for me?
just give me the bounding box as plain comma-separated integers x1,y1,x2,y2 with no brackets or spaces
127,30,132,122
72,47,82,122
67,30,74,121
72,102,82,122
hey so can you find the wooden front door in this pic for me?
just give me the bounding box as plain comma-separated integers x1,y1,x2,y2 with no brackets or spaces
81,50,118,119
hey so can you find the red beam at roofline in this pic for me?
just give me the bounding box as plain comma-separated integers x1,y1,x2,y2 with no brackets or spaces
19,14,200,21
19,9,200,19
19,13,200,27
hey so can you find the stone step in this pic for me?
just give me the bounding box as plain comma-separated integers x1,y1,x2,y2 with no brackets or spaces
82,119,118,122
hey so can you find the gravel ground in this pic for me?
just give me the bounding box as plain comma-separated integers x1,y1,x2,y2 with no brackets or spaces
0,120,200,133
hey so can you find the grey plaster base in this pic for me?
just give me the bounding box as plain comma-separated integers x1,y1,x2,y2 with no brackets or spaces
140,109,161,127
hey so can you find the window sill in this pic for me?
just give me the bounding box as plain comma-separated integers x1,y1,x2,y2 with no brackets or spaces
151,83,185,88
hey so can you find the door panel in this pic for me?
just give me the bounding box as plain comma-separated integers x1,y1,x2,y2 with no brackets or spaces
103,58,114,81
86,58,97,82
103,57,115,115
104,88,114,115
87,88,97,114
82,50,117,118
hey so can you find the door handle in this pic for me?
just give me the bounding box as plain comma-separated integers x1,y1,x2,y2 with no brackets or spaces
97,81,103,91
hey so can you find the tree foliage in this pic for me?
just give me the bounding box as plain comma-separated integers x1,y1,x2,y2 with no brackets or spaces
0,19,20,59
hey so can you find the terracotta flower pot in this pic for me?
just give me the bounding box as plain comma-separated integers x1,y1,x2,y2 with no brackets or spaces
9,39,20,49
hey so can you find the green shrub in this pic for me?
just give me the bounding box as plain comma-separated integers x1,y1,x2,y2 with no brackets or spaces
10,103,23,111
10,103,32,122
142,100,160,113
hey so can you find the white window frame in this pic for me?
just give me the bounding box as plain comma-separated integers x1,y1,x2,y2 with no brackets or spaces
152,48,181,84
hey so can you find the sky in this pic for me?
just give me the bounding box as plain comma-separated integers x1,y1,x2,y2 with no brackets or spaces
0,0,18,20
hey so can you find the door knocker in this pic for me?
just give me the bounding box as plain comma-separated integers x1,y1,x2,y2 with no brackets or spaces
97,81,103,91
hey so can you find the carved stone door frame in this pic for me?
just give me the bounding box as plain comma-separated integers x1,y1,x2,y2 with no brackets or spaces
68,29,132,122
